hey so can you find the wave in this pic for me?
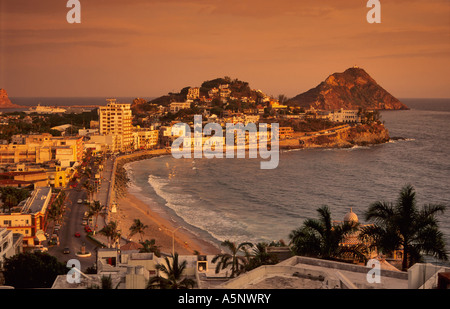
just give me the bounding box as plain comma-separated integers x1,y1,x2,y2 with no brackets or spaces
388,137,416,143
147,174,255,244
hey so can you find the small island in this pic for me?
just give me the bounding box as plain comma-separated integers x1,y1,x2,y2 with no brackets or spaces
0,89,21,109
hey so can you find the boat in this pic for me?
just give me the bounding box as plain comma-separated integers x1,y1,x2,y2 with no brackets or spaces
24,103,67,114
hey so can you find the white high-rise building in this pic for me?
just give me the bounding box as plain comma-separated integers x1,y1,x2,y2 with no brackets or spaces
98,99,133,152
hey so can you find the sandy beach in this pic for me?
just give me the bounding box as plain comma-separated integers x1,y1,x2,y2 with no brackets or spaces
111,188,221,256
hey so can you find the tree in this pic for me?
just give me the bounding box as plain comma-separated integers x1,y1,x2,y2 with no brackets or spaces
139,239,161,257
0,186,30,212
278,94,289,104
82,180,94,203
212,240,253,278
360,185,448,271
3,252,68,288
289,205,366,262
246,242,279,271
88,200,104,234
129,218,148,242
146,253,196,289
99,221,121,248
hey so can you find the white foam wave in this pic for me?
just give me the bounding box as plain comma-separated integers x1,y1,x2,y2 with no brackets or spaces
147,174,253,244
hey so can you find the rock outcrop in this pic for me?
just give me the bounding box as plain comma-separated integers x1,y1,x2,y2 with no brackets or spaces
279,123,390,149
286,67,408,111
0,89,20,108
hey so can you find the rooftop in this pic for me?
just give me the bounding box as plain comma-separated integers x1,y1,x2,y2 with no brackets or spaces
219,256,408,289
21,187,52,214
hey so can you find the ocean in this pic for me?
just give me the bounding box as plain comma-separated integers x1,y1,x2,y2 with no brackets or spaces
7,97,449,261
125,98,450,262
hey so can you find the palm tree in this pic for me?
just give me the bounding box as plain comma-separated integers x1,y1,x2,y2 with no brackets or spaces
139,239,161,257
99,221,121,248
82,180,94,203
360,185,448,271
129,219,148,242
146,253,196,289
88,200,104,234
246,242,279,271
212,240,253,278
289,205,366,262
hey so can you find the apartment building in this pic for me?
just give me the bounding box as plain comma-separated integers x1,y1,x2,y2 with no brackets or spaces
0,228,23,269
169,102,192,113
98,99,133,152
0,134,84,167
0,187,52,248
132,128,159,150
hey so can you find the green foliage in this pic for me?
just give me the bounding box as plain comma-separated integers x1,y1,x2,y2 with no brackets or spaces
289,206,366,262
0,110,98,141
0,186,31,212
129,218,148,241
146,253,196,289
360,184,448,270
139,239,161,257
3,252,68,288
212,240,253,278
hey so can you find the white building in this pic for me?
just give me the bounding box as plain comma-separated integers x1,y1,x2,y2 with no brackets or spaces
98,99,133,152
170,102,192,113
330,108,360,123
132,128,159,150
0,228,20,269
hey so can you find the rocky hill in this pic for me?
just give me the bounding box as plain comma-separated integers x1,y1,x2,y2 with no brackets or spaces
145,77,261,107
0,89,21,108
286,67,408,111
279,123,390,150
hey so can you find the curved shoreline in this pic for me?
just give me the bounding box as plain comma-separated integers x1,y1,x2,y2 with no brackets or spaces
113,151,221,256
111,124,390,255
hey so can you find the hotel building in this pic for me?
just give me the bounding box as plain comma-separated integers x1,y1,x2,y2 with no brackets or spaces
98,99,133,152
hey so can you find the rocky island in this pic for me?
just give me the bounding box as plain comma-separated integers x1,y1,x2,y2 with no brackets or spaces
286,67,408,111
0,89,21,108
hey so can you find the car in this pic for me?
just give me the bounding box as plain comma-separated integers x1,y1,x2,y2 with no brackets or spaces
63,247,70,254
74,232,81,238
77,199,83,204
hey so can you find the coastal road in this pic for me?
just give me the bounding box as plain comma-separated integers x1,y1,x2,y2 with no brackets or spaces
47,186,99,272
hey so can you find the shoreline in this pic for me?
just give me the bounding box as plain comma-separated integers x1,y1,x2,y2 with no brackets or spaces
112,154,221,256
109,123,391,256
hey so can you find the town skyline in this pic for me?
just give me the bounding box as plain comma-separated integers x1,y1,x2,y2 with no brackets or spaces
1,0,450,99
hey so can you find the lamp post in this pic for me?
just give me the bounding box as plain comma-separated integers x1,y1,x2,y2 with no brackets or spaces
159,226,182,256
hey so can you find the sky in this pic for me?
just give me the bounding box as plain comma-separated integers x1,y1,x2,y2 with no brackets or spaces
1,0,449,99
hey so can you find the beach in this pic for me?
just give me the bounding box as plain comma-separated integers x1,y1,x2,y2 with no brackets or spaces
112,187,221,256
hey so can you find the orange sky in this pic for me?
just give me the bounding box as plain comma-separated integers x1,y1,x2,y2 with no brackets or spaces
1,0,449,98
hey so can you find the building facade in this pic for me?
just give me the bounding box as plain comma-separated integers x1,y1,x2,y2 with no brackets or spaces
0,187,52,248
98,99,133,152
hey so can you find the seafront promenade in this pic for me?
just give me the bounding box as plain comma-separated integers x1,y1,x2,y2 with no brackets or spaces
89,149,173,249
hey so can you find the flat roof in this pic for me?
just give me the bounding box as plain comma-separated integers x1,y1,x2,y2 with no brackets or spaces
21,187,52,214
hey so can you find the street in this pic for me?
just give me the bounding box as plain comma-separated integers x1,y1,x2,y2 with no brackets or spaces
47,187,99,272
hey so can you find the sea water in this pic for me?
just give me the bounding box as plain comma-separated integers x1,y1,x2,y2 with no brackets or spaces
124,99,450,259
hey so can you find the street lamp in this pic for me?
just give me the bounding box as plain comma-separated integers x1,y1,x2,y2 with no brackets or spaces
159,226,182,256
